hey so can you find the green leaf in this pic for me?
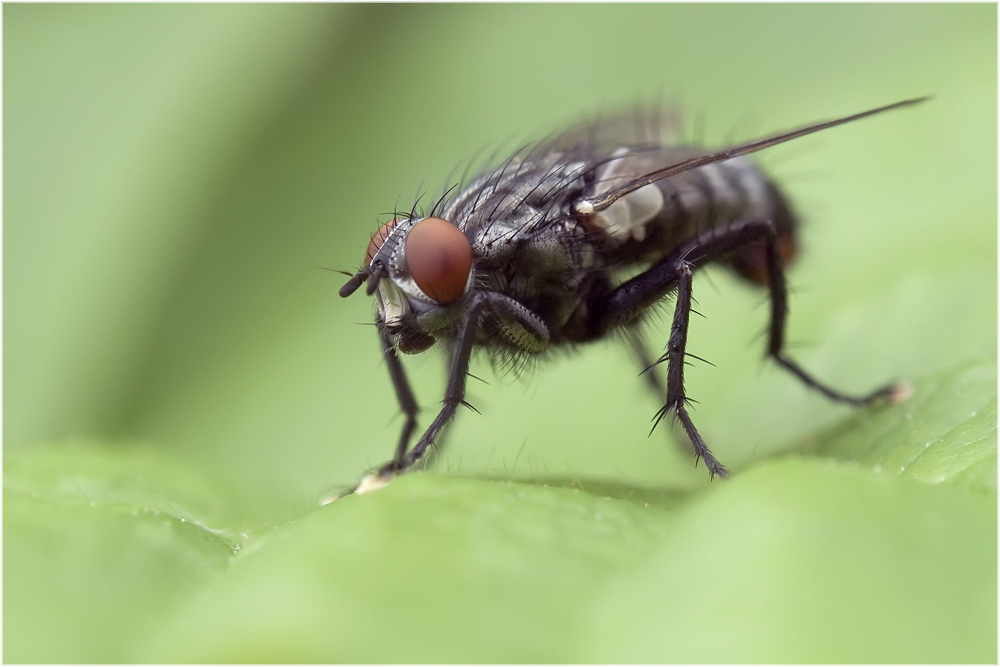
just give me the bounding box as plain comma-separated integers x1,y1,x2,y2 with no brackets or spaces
4,4,996,664
806,358,997,491
144,464,997,663
3,442,242,663
585,461,996,663
5,425,996,662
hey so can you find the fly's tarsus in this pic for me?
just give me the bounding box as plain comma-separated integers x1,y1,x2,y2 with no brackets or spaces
333,97,926,499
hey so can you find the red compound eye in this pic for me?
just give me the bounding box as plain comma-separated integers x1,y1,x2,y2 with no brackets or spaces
405,217,472,304
365,219,400,267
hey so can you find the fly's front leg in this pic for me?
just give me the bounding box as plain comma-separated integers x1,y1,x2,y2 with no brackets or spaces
396,293,489,470
328,330,420,501
379,328,419,466
355,293,488,494
419,339,463,469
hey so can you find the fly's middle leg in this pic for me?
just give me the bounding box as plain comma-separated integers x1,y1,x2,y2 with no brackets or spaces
600,220,782,476
625,326,667,396
600,217,907,479
654,261,729,478
627,325,718,462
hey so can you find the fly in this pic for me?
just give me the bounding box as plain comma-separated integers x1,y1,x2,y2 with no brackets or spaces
336,97,924,497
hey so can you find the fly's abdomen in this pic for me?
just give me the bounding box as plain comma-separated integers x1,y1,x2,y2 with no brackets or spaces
584,150,798,284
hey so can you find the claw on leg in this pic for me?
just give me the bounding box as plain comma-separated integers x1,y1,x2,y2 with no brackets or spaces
886,380,914,405
355,472,396,495
318,470,397,505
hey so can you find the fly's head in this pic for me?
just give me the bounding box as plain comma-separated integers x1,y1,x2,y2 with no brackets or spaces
340,216,474,354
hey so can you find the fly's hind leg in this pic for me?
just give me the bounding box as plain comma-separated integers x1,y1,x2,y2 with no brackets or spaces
761,236,910,406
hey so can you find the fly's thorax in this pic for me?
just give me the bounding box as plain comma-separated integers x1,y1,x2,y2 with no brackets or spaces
465,208,539,265
468,212,597,275
365,216,475,353
467,213,603,345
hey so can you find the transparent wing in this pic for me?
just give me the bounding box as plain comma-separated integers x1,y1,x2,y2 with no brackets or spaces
543,103,684,154
575,97,929,214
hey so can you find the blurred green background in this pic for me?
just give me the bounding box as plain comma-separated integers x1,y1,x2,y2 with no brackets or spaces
4,4,996,662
